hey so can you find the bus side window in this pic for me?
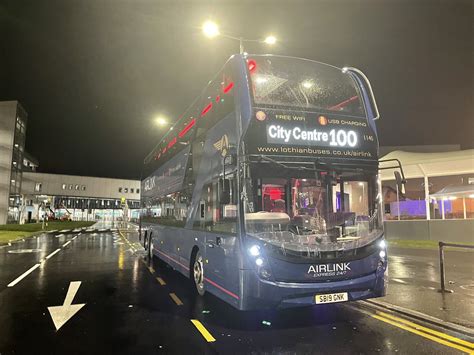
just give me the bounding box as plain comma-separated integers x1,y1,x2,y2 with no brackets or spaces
193,178,237,234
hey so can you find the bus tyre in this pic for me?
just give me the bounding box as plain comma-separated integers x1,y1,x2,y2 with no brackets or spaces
148,237,154,261
193,251,205,296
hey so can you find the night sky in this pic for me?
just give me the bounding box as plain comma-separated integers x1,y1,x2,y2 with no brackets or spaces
1,0,472,180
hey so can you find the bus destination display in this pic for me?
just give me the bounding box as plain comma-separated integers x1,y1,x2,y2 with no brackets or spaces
245,109,378,160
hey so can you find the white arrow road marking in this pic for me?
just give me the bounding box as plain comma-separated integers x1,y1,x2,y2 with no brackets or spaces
48,281,86,331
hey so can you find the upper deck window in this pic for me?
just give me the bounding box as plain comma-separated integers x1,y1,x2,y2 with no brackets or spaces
248,56,365,117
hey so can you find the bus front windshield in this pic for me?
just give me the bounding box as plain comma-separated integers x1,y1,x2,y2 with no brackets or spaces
243,162,383,257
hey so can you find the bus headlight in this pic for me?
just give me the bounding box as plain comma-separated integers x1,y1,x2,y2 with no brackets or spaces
249,245,260,257
379,250,386,259
378,240,386,249
255,257,264,266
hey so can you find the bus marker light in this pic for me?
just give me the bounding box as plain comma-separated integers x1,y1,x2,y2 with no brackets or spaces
223,82,234,94
248,59,257,73
179,119,196,138
167,137,177,149
201,103,213,117
262,320,271,326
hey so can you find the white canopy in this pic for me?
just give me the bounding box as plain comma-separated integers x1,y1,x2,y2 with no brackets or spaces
379,149,474,181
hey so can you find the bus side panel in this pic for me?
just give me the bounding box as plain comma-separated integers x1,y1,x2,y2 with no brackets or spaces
145,223,241,308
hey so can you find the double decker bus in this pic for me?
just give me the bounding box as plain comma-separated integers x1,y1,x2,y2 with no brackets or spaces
140,54,389,310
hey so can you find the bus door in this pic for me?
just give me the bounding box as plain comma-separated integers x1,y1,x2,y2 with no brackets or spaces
200,177,239,293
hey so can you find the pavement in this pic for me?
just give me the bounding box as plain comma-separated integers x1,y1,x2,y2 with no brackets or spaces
0,226,473,354
382,246,474,329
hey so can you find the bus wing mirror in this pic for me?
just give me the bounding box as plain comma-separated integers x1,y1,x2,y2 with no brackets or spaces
219,178,231,205
394,171,406,195
342,67,380,120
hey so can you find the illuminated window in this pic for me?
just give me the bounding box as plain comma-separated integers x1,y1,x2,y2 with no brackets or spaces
62,184,66,190
124,188,128,193
34,182,42,192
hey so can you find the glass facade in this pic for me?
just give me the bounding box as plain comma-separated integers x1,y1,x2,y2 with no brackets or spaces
7,105,27,223
382,173,474,220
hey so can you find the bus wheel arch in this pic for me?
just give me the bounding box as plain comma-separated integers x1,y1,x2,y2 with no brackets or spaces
190,246,205,296
143,230,148,249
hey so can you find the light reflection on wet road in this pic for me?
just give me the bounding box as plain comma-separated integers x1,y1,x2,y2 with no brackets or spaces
0,229,471,354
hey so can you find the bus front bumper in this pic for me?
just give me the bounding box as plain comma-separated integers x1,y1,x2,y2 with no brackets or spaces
241,268,387,310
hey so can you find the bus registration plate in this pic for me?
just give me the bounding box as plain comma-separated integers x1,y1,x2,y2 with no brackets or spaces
315,292,348,304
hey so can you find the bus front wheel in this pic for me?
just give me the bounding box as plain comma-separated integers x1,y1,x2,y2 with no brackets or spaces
193,251,205,296
148,235,154,260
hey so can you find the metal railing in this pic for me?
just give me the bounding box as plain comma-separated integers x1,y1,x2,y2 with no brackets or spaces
438,241,474,293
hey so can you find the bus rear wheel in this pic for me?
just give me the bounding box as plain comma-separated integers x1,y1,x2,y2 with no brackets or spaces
193,251,205,296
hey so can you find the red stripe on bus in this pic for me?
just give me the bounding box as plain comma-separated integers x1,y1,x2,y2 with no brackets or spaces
223,82,234,94
155,248,189,271
178,119,196,138
328,95,358,110
153,248,239,300
204,277,240,300
201,103,212,117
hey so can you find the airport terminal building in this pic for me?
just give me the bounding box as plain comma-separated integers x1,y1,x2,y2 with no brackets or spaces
20,172,141,223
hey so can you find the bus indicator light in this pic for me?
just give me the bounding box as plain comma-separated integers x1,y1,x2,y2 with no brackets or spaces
223,82,234,94
179,119,196,138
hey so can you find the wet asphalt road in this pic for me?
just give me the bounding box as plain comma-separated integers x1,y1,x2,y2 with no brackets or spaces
0,230,470,354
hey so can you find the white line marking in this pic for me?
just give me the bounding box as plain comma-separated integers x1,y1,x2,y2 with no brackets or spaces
63,241,71,248
392,278,407,284
7,263,41,287
72,236,78,241
46,248,61,259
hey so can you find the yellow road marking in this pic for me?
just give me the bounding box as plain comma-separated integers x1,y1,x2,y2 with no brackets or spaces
373,314,474,354
191,319,216,342
169,293,183,306
148,266,155,274
156,277,166,286
378,311,474,350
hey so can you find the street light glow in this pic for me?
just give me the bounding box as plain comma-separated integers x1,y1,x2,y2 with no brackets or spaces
263,35,277,45
155,116,168,126
202,21,219,38
302,81,313,89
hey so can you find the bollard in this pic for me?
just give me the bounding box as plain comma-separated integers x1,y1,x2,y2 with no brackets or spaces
437,242,452,293
437,241,474,293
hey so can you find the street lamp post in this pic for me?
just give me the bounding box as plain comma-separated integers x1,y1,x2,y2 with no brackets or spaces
202,21,276,54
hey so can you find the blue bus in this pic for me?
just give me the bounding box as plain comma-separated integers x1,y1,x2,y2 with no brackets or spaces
140,54,390,310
